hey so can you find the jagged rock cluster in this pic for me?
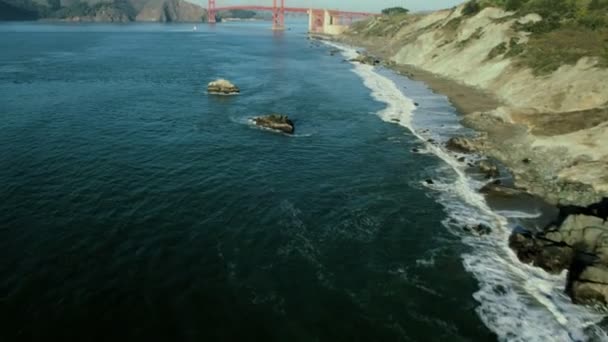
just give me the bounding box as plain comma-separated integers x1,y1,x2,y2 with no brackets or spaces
510,200,608,304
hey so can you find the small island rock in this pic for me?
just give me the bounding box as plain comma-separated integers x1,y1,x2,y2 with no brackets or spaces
253,114,295,134
207,79,240,95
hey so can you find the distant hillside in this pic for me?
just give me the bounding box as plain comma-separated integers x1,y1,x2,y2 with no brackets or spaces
0,1,39,20
0,0,206,22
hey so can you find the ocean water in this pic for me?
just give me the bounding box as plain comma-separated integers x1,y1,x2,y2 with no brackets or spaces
0,21,605,341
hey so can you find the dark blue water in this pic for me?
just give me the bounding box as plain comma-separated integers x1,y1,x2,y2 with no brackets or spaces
0,22,494,341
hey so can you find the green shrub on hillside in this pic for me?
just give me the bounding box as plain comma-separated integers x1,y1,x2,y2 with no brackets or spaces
487,42,508,59
578,12,607,30
462,0,481,15
589,0,608,10
381,7,409,16
504,0,525,10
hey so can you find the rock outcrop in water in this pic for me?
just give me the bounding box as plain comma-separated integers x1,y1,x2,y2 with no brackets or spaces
207,79,240,95
253,114,294,134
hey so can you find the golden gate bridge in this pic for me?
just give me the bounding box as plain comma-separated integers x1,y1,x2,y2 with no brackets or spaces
206,0,377,32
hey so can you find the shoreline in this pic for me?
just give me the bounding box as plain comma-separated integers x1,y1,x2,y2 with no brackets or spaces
328,42,599,341
334,35,502,117
321,37,608,339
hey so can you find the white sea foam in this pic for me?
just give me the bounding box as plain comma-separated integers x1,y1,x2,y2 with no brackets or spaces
326,41,608,341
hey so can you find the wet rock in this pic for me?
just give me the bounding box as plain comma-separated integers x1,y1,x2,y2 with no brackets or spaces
478,160,500,179
457,156,466,163
253,114,295,134
427,138,436,144
425,179,434,185
445,137,476,153
492,284,508,295
508,231,574,273
411,148,420,153
414,102,420,107
207,79,240,95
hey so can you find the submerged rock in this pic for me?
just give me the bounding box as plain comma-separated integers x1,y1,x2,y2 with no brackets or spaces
253,114,295,134
207,79,240,95
463,223,492,236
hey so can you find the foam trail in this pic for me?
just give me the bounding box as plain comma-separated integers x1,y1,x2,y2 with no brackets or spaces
325,41,608,341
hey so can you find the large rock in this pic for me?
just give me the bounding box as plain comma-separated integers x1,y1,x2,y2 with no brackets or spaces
508,231,574,273
253,114,295,134
570,265,608,305
445,137,476,153
207,79,240,95
510,213,608,305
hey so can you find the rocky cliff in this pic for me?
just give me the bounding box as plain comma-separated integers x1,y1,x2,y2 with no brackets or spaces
340,2,608,207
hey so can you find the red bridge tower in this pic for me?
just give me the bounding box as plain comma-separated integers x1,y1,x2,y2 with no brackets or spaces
272,0,285,30
208,0,217,23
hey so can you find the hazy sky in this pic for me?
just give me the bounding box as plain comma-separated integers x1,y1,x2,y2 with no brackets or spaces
193,0,464,12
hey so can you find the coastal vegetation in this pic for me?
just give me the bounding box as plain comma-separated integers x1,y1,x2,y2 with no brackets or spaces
357,7,411,37
381,7,409,16
461,0,608,74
